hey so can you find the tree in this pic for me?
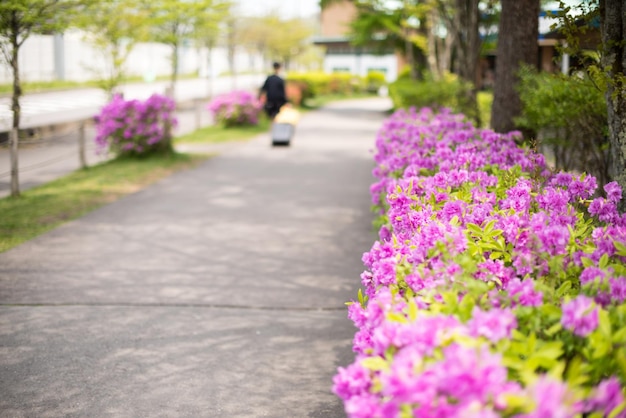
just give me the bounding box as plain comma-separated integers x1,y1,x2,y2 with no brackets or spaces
266,17,314,70
237,15,274,67
434,0,482,124
192,3,225,98
425,2,454,79
490,0,539,133
236,13,314,72
346,0,429,80
0,0,89,197
599,0,626,209
147,0,230,98
74,0,149,98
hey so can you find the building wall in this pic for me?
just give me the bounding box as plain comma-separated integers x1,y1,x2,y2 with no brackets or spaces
323,54,398,82
320,1,357,37
0,30,263,84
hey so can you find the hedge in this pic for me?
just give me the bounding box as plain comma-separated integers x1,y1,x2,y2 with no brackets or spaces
333,107,626,418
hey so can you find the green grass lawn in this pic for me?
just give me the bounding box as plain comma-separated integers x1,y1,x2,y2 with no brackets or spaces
174,118,270,144
0,152,207,253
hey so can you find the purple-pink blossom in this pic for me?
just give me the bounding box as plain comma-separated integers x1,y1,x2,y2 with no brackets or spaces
94,94,176,156
585,377,626,417
519,376,582,418
207,90,262,126
336,106,626,416
468,307,517,342
561,295,599,337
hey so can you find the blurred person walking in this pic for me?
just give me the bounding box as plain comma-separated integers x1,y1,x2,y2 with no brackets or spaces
259,62,287,120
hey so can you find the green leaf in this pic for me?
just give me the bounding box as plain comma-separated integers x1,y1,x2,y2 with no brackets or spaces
386,312,408,323
540,304,562,321
556,281,572,298
441,292,458,310
599,253,610,269
617,350,626,378
483,219,496,234
609,401,626,418
566,356,589,386
527,332,537,353
613,326,626,344
527,355,559,372
400,405,414,418
466,223,483,236
580,257,595,268
614,240,626,257
590,331,612,359
536,341,563,360
489,251,503,260
500,393,533,413
598,308,611,337
407,299,418,322
545,323,562,337
512,329,526,341
361,356,389,371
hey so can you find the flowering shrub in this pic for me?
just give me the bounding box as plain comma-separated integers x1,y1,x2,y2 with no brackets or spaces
334,107,626,417
207,90,262,127
94,94,177,157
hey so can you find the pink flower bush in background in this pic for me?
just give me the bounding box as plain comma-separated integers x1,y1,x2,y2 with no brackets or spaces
94,94,177,156
334,107,626,417
207,90,262,127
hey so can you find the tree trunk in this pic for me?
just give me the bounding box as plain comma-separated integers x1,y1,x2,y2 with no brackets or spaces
600,0,626,210
439,0,481,124
426,9,440,79
9,11,21,197
439,32,453,75
491,0,539,133
455,0,481,126
227,19,236,90
170,42,178,100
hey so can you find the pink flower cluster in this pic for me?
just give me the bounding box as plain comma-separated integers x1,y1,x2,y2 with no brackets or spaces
334,107,626,417
207,90,262,126
94,94,177,156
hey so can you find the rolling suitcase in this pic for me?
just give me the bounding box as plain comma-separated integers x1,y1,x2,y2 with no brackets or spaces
271,106,300,146
271,122,294,145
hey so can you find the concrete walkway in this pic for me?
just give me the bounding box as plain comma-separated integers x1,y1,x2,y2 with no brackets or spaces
0,97,392,417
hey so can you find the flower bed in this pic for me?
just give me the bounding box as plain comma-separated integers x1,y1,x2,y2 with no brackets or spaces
95,94,177,157
333,107,626,417
207,90,262,127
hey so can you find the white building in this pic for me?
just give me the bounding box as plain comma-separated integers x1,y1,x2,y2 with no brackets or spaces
0,29,262,85
312,1,399,82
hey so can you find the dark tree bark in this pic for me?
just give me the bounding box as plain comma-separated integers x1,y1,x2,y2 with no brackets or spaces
599,0,626,210
455,0,480,125
436,0,481,124
491,0,539,133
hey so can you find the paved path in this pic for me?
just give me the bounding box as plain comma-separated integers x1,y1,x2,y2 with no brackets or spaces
0,97,392,417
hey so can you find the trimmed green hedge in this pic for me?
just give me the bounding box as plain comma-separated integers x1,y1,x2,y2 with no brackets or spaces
388,72,475,118
286,72,367,100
